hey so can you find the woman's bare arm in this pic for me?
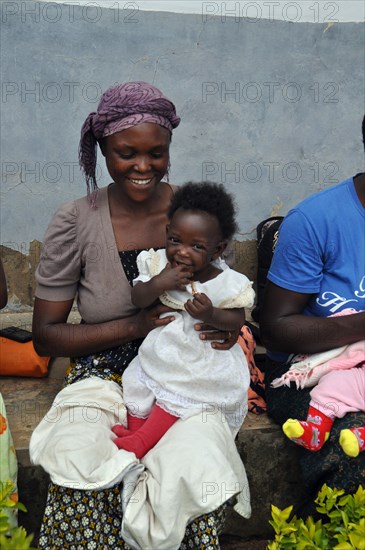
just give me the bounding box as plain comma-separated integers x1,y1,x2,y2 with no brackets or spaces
0,259,8,310
260,281,365,354
32,297,175,357
207,307,245,331
131,280,165,309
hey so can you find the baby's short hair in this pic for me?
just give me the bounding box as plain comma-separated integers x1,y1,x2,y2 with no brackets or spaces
168,181,238,240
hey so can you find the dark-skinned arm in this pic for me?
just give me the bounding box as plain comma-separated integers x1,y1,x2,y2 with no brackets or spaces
0,258,8,310
260,281,365,354
131,280,166,309
185,292,245,331
201,307,245,331
132,263,193,309
32,297,175,357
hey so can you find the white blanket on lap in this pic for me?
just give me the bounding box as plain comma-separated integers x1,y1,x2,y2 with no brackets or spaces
30,377,251,550
30,377,143,490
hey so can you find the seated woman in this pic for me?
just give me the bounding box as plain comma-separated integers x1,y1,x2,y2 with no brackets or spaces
31,81,250,549
260,116,365,515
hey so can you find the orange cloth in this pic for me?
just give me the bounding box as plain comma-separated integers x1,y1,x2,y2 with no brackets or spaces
238,325,266,414
0,337,49,377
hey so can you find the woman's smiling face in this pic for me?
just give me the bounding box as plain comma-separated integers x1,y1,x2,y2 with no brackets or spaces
101,122,171,201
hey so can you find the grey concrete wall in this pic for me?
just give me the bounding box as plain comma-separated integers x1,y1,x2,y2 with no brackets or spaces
1,2,364,305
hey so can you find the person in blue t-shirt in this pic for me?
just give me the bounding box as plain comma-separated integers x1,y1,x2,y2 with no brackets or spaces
261,116,365,516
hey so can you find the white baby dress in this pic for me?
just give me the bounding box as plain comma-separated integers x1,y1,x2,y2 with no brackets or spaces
123,249,255,434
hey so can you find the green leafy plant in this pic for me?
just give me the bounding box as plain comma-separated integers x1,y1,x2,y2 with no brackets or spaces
0,481,34,550
268,484,365,550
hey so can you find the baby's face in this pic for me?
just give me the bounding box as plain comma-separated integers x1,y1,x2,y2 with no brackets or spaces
165,208,223,278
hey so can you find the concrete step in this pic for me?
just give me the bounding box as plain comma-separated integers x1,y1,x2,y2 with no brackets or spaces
0,356,308,544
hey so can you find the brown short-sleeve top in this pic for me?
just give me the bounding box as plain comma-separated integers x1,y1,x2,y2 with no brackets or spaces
35,186,137,324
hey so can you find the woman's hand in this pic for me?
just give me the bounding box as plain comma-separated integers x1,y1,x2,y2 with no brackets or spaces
193,323,239,350
137,302,176,338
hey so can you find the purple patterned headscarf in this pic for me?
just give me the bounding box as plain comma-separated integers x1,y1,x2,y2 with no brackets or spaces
79,81,181,205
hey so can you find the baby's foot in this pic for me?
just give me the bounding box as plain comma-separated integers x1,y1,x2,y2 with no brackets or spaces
283,407,334,452
339,427,365,457
113,433,148,459
283,418,331,451
111,424,130,438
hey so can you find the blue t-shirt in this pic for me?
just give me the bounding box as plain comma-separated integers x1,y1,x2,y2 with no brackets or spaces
267,176,365,359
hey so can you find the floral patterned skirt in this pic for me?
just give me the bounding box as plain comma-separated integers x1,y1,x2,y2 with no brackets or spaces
39,482,226,549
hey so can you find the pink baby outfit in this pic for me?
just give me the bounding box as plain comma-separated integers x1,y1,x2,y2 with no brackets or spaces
311,366,365,419
272,310,365,420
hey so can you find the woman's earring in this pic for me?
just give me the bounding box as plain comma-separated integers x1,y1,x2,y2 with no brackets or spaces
163,161,171,183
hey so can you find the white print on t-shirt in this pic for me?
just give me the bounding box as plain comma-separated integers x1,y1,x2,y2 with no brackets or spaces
354,276,365,299
316,292,358,313
316,277,365,313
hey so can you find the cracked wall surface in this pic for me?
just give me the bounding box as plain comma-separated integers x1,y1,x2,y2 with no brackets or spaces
1,3,364,308
0,240,257,308
0,242,41,308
